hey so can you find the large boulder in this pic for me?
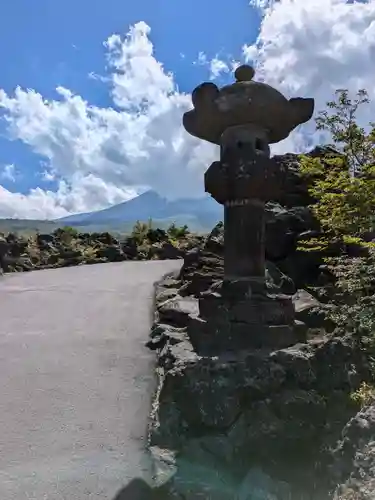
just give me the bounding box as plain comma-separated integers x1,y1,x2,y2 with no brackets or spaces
147,265,375,498
179,208,323,297
0,233,34,272
332,403,375,499
95,245,127,262
273,145,343,208
151,444,292,499
147,181,374,499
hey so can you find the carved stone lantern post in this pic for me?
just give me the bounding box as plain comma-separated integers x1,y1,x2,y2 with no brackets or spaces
183,65,315,288
182,66,315,351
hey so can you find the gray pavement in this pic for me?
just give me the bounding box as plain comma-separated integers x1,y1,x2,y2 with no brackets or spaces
0,260,181,500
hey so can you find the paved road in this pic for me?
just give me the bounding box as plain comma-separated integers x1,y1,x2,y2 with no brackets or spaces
0,261,181,500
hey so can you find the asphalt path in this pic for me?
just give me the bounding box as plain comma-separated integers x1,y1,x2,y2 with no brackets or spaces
0,260,181,500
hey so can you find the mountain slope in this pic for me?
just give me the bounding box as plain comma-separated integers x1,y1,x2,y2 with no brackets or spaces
57,191,222,230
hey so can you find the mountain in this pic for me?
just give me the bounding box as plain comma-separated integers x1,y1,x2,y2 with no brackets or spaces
57,190,223,232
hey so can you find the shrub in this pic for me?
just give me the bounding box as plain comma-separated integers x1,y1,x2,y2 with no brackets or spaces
131,220,152,245
350,382,375,408
300,89,375,351
53,226,79,244
167,222,189,240
322,252,375,341
298,88,375,252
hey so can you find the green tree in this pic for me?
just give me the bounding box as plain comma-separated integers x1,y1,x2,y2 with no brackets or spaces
130,220,152,245
53,226,79,244
298,88,375,251
315,88,375,173
301,89,375,347
167,222,189,240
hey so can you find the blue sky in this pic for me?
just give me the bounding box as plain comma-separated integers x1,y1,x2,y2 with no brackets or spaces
0,0,374,218
0,0,259,197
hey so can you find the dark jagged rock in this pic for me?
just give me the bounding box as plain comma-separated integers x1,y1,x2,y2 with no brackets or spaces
179,219,322,300
152,242,184,260
272,145,343,208
0,228,201,273
332,403,375,499
95,244,126,262
147,224,374,498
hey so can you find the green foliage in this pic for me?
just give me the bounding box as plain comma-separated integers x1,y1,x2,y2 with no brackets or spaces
319,251,375,349
61,226,79,235
299,155,375,242
300,88,375,347
130,220,190,246
167,222,189,240
53,226,79,244
146,228,167,244
315,88,375,172
130,219,153,245
298,88,375,251
53,226,78,236
350,382,375,408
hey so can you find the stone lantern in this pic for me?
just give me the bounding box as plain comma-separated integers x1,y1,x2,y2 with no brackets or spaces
183,65,314,286
182,65,315,351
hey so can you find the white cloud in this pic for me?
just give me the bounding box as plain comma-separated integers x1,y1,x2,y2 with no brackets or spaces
209,58,230,79
1,4,375,219
244,0,375,154
194,52,238,80
194,51,209,66
0,164,16,182
0,22,216,219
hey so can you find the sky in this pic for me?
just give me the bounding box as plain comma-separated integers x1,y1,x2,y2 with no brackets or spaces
0,0,374,219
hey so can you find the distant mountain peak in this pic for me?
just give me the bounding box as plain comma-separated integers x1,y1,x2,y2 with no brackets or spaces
57,190,222,231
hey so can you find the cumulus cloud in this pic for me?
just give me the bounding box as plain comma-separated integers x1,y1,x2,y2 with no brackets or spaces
209,58,235,80
244,0,375,153
0,22,216,218
1,3,375,218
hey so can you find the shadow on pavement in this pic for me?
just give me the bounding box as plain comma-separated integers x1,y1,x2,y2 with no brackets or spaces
112,478,161,500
